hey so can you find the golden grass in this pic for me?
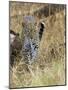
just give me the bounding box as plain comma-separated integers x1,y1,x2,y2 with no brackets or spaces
10,59,65,88
9,3,66,88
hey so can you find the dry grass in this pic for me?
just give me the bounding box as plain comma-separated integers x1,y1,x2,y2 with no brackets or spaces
9,2,66,88
10,59,65,88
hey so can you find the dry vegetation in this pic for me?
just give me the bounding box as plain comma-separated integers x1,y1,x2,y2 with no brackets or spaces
9,2,66,88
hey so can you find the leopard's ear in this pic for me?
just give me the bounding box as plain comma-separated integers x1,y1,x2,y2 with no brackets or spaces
10,30,19,37
10,30,17,36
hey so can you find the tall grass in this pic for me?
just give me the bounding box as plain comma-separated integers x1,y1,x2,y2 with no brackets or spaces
10,3,66,88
